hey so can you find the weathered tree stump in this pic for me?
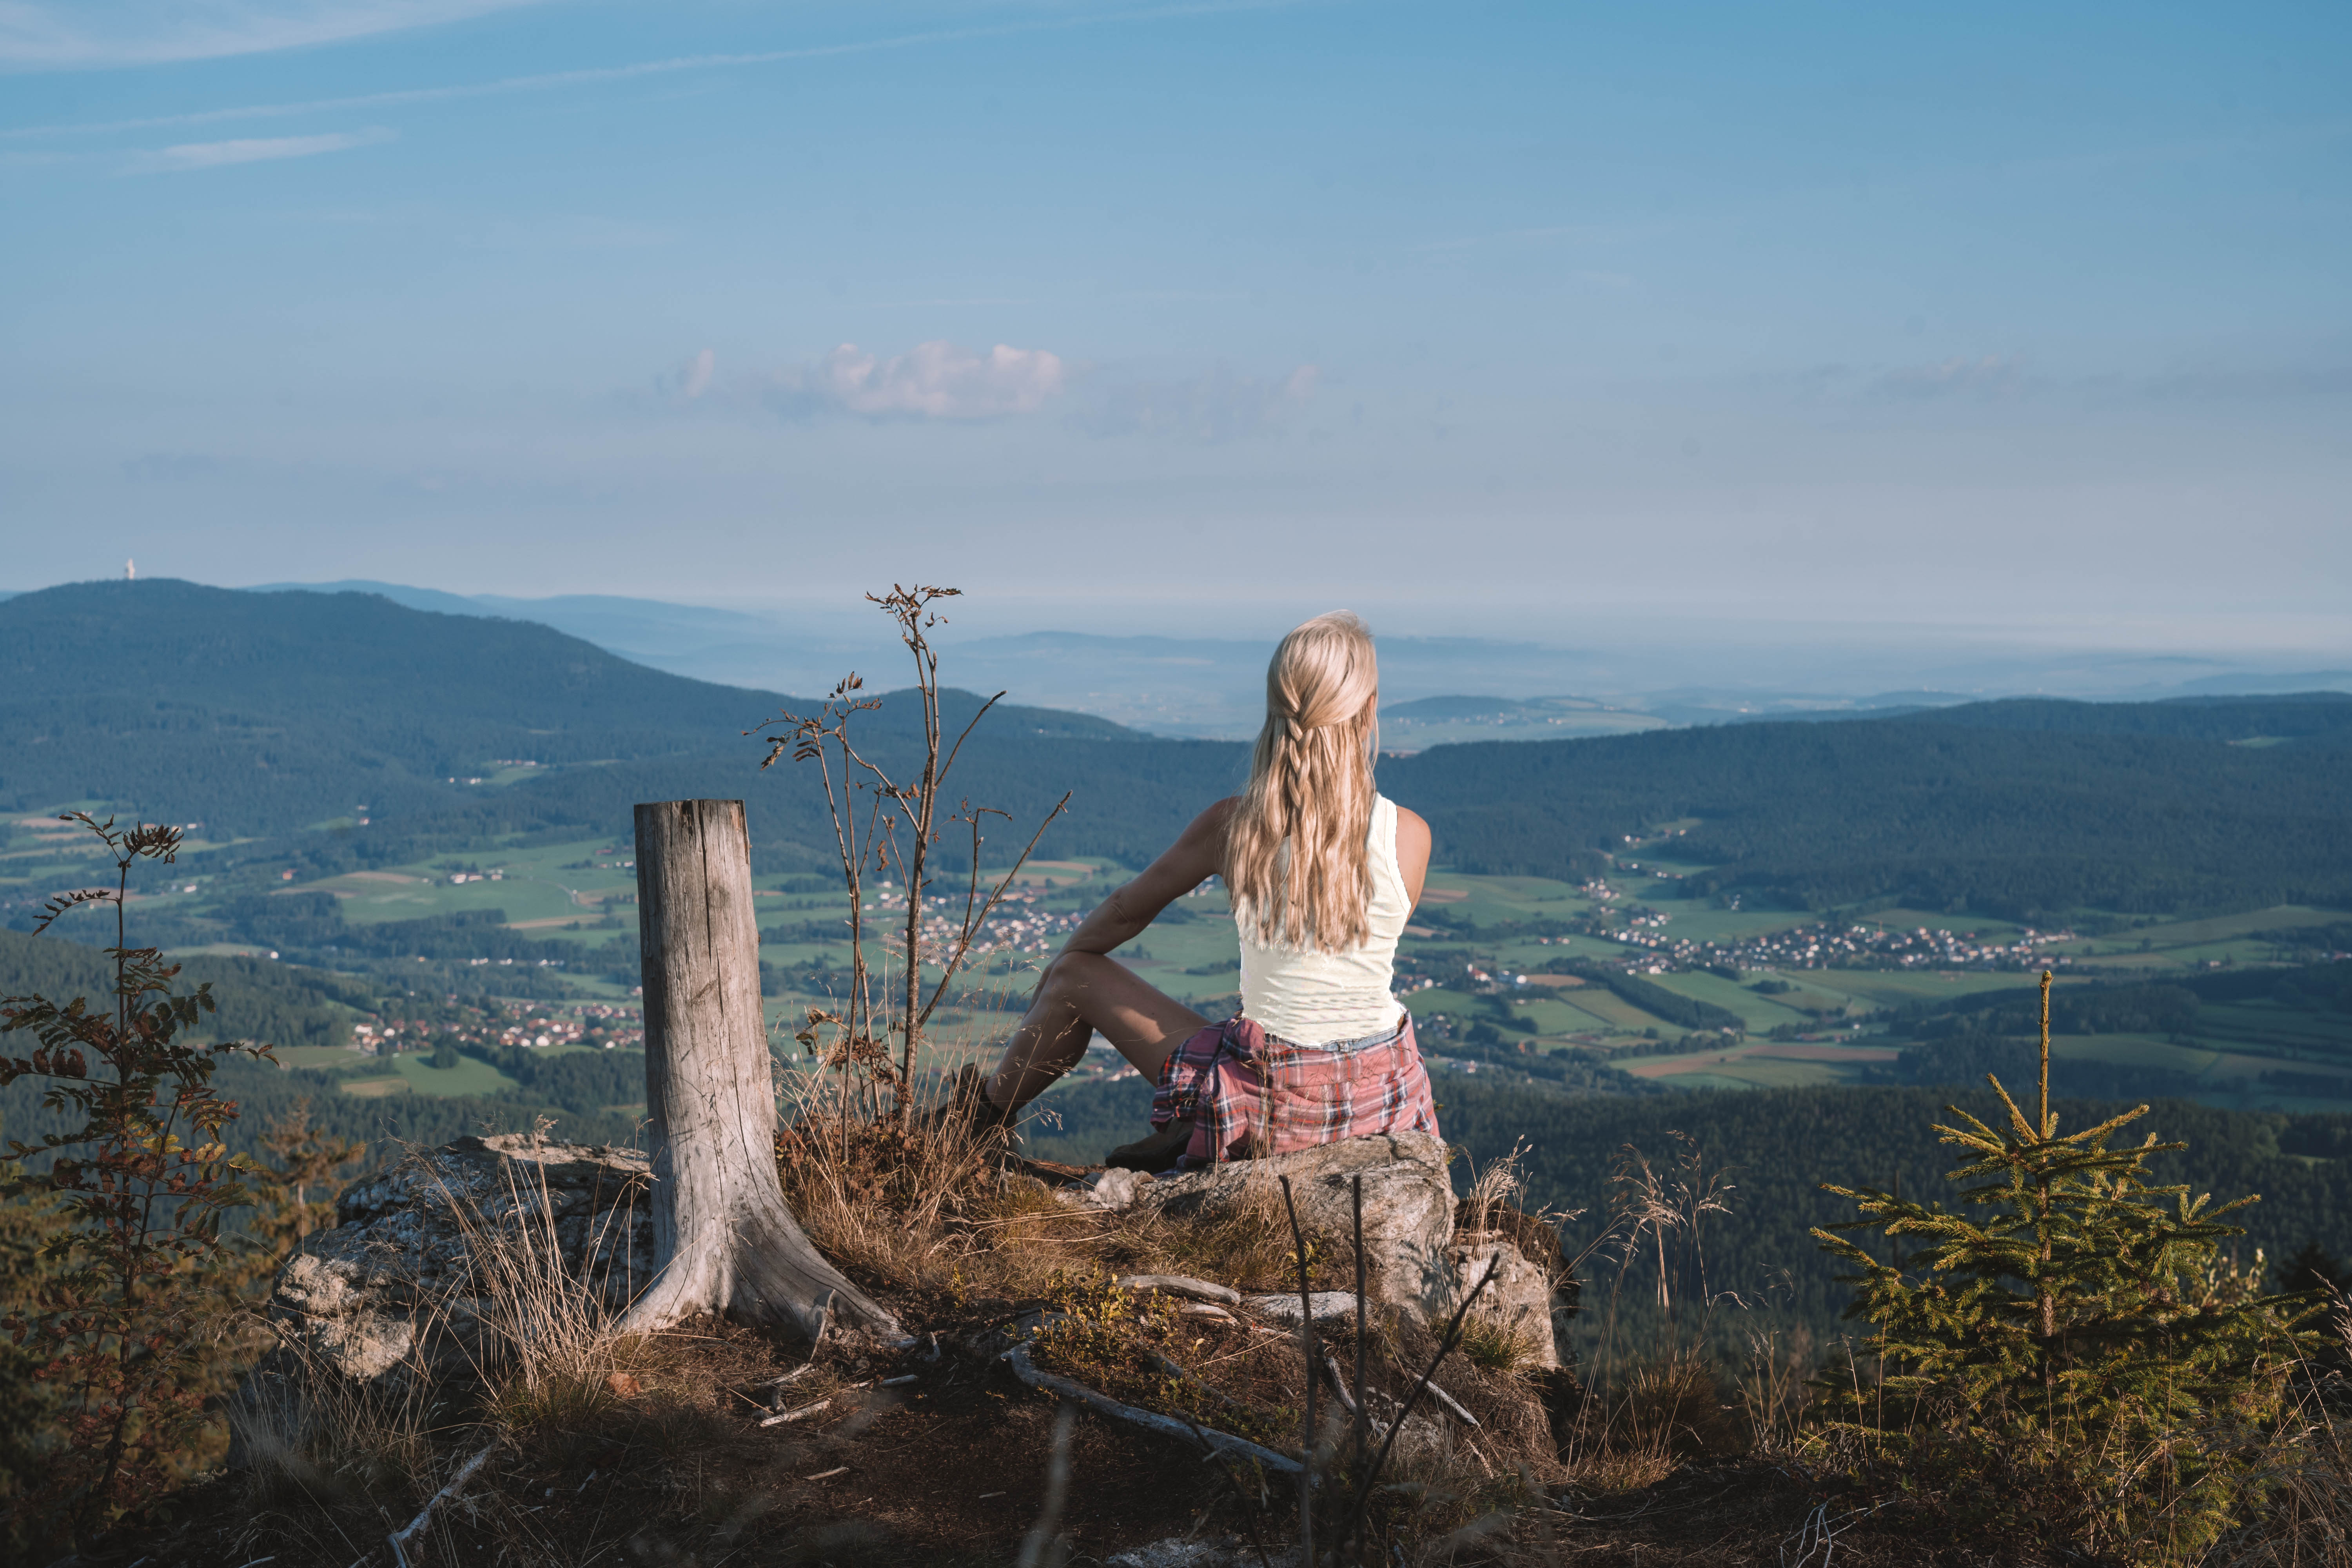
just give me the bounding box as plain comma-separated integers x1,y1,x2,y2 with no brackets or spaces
618,799,898,1339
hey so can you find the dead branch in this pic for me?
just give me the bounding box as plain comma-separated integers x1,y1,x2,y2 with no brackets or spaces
1000,1343,1303,1475
380,1437,497,1568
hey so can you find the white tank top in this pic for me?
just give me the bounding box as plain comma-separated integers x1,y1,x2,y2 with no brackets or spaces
1238,794,1412,1046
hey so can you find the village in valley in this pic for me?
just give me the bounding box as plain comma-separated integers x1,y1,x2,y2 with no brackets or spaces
171,809,2344,1120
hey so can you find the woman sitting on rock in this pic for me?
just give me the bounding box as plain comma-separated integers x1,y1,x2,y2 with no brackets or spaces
952,610,1439,1172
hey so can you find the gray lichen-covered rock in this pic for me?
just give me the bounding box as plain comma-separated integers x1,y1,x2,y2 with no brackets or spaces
1111,1132,1459,1316
267,1133,654,1386
1441,1235,1565,1369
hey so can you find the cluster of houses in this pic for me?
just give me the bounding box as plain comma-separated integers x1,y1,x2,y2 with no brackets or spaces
350,1000,644,1055
862,883,1093,961
1607,919,2076,975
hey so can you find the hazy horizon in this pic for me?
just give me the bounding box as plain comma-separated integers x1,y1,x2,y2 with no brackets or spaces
10,570,2346,741
5,3,2346,669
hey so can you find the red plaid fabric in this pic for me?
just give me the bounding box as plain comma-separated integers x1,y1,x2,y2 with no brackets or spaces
1149,1012,1440,1171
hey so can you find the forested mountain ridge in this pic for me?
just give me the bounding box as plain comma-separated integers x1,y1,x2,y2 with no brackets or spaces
0,927,364,1049
0,579,1152,846
0,579,1136,744
1387,701,2352,918
4,579,2348,926
1896,691,2352,744
1026,1075,2352,1347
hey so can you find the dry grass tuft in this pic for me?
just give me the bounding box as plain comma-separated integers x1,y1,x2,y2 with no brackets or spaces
229,1145,797,1568
1456,1313,1551,1376
1116,1165,1357,1292
777,1071,1358,1311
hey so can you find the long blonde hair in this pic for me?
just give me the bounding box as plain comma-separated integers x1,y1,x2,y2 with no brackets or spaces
1226,611,1380,953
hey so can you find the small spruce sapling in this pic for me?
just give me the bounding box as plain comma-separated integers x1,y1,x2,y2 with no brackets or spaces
1812,970,2323,1555
248,1098,365,1259
0,814,273,1540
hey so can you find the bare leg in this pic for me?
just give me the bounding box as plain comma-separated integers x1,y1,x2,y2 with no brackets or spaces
985,951,1208,1114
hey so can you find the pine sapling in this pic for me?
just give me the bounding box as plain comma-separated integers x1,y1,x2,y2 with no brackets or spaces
1812,970,2325,1557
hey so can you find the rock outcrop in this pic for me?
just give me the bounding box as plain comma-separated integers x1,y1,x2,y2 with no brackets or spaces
1091,1131,1455,1314
1442,1232,1566,1369
266,1133,654,1386
1078,1131,1568,1364
263,1128,1566,1389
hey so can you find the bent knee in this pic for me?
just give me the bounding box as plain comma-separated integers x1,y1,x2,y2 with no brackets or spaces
1041,950,1116,989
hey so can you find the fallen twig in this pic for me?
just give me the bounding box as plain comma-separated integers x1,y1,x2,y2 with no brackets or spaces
1000,1343,1302,1474
1780,1498,1896,1567
1424,1379,1480,1428
1319,1348,1360,1416
1117,1273,1243,1305
382,1439,497,1568
759,1398,833,1427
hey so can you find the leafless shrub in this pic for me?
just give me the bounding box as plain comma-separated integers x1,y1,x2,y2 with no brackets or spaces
754,584,1068,1119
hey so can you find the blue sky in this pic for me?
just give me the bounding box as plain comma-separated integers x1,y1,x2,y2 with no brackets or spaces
3,1,2347,666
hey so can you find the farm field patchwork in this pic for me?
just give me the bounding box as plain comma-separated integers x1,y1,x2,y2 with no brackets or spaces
38,811,2341,1117
292,840,639,935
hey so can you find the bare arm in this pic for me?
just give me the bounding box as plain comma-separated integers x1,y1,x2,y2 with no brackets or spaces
1395,804,1432,907
1060,798,1237,958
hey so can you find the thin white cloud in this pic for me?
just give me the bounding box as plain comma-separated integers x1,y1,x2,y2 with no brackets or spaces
0,1,555,69
679,348,715,402
125,126,392,173
4,2,1300,129
827,341,1065,419
757,341,1069,421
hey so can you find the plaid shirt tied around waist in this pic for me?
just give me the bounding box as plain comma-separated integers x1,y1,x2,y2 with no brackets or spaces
1149,1012,1440,1172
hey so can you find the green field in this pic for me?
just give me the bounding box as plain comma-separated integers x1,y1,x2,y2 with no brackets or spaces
273,1045,369,1070
88,811,2350,1121
2048,905,2339,954
1645,971,1809,1030
328,1052,523,1099
2050,1034,2222,1073
296,841,638,937
1816,970,2065,1006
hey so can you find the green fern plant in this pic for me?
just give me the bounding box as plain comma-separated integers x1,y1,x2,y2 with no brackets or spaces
1811,970,2323,1560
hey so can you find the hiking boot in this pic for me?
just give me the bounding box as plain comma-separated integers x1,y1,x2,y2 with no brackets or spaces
931,1064,1016,1145
1104,1120,1193,1174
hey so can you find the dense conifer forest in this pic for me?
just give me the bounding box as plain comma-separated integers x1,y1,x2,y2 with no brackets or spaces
1026,1075,2352,1347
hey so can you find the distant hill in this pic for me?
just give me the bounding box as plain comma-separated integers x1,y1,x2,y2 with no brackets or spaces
1387,693,2352,918
0,579,1143,841
1895,692,2352,746
4,580,2348,926
1383,694,1617,720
